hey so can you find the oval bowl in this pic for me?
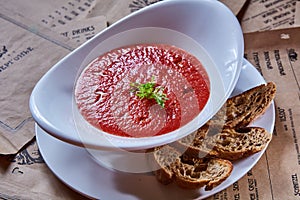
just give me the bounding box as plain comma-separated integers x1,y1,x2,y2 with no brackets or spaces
29,0,244,150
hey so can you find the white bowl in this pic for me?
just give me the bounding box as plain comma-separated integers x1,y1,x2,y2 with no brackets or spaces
29,0,243,152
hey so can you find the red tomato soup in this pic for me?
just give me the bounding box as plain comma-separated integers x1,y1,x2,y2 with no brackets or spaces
75,44,210,137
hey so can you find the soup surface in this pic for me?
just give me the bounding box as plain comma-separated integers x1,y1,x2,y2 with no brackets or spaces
75,44,210,137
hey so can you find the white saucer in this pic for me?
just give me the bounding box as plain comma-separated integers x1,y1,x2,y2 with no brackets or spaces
36,59,275,200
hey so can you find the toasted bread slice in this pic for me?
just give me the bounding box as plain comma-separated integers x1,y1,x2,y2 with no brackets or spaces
173,127,272,161
150,145,181,184
172,124,218,158
173,157,233,191
175,127,272,161
211,82,276,129
205,127,272,160
151,145,233,190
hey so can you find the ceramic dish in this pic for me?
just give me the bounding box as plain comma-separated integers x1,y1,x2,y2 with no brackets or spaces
36,59,275,199
30,0,244,150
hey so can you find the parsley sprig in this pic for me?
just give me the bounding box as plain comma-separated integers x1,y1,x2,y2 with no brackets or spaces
130,77,168,108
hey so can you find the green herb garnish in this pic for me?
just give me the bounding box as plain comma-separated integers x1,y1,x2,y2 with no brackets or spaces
130,77,168,108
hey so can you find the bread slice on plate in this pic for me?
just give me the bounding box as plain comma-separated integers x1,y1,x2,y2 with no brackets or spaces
204,127,272,160
172,123,215,158
150,145,181,184
173,157,233,191
211,82,276,129
174,126,272,160
150,145,233,190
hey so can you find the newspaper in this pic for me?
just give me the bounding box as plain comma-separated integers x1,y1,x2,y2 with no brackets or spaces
240,0,298,32
295,1,300,26
0,0,299,199
53,15,107,46
0,16,72,155
221,0,247,15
